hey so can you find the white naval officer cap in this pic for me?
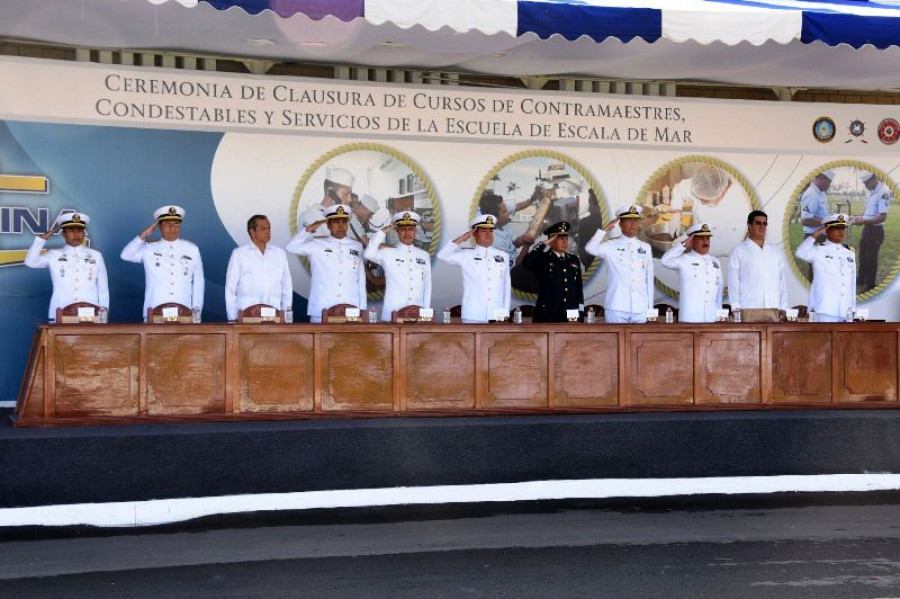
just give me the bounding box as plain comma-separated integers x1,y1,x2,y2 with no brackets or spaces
393,211,421,226
324,204,352,220
325,166,355,188
369,208,391,229
685,222,713,237
820,169,836,180
824,213,848,229
359,194,379,213
859,170,876,183
57,212,90,229
154,205,185,222
614,204,642,219
470,214,496,230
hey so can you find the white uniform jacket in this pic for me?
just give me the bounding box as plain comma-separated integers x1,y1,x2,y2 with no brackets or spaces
795,236,856,319
286,230,366,319
660,244,723,323
121,236,204,317
727,238,788,311
584,230,654,316
224,242,293,321
437,242,510,323
363,230,432,321
25,237,109,320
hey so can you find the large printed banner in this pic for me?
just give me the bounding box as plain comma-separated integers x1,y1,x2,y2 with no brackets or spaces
1,55,900,400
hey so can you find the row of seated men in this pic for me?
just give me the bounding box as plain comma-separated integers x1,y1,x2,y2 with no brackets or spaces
25,202,856,325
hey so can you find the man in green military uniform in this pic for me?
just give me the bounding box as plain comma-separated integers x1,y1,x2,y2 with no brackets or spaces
522,221,584,323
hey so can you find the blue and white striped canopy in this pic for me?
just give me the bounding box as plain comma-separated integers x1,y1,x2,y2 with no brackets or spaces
191,0,900,49
3,0,900,88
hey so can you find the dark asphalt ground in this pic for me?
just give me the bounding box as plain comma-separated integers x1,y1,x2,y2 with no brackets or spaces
2,495,900,598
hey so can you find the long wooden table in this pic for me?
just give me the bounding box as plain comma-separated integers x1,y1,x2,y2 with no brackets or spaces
13,322,900,426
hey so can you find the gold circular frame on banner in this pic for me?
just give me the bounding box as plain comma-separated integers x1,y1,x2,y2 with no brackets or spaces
783,160,900,302
471,150,608,302
289,143,442,300
637,155,761,299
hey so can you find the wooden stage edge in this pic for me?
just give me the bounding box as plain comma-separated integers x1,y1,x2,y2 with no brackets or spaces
13,322,900,427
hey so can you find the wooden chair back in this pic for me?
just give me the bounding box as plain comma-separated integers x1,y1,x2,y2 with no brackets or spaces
238,304,283,323
148,303,192,324
56,302,101,324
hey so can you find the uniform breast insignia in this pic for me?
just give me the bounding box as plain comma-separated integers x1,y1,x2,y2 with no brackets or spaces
324,248,333,253
474,257,482,261
883,193,891,200
690,262,699,266
416,258,426,265
493,255,505,263
637,247,647,254
349,249,360,257
616,247,625,252
847,256,854,262
181,255,192,261
713,263,720,269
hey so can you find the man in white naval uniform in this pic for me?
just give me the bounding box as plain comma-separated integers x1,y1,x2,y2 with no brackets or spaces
121,205,204,321
363,211,432,321
584,204,654,324
660,223,722,323
286,204,366,323
727,210,788,313
437,214,511,323
224,214,293,321
25,212,109,322
795,214,856,323
852,171,891,292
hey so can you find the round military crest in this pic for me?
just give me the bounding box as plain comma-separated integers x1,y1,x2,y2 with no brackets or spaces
878,118,899,145
849,119,865,137
813,117,836,143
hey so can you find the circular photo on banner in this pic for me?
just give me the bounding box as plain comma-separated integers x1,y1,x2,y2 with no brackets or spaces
784,162,899,300
470,151,607,300
289,143,441,299
637,156,759,297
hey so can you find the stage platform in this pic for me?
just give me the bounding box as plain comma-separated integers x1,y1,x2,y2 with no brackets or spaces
3,409,900,512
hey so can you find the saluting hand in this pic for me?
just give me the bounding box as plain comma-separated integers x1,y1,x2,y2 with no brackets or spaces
454,230,473,244
602,218,619,232
139,222,157,241
305,219,326,233
40,225,59,241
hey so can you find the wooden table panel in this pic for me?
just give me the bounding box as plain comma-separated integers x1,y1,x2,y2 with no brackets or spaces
771,330,832,402
404,332,476,409
239,333,315,412
552,332,619,407
54,334,140,417
836,330,898,402
698,331,762,404
146,333,227,415
482,332,548,408
321,332,394,411
628,332,694,405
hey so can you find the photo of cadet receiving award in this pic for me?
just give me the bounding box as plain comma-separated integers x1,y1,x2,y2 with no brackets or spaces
290,144,441,298
471,152,606,299
785,163,899,298
637,156,758,297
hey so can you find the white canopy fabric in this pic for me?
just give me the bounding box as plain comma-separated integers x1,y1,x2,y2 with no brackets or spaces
3,0,900,89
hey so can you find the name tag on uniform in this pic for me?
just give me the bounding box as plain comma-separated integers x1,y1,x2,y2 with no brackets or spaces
181,255,192,261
